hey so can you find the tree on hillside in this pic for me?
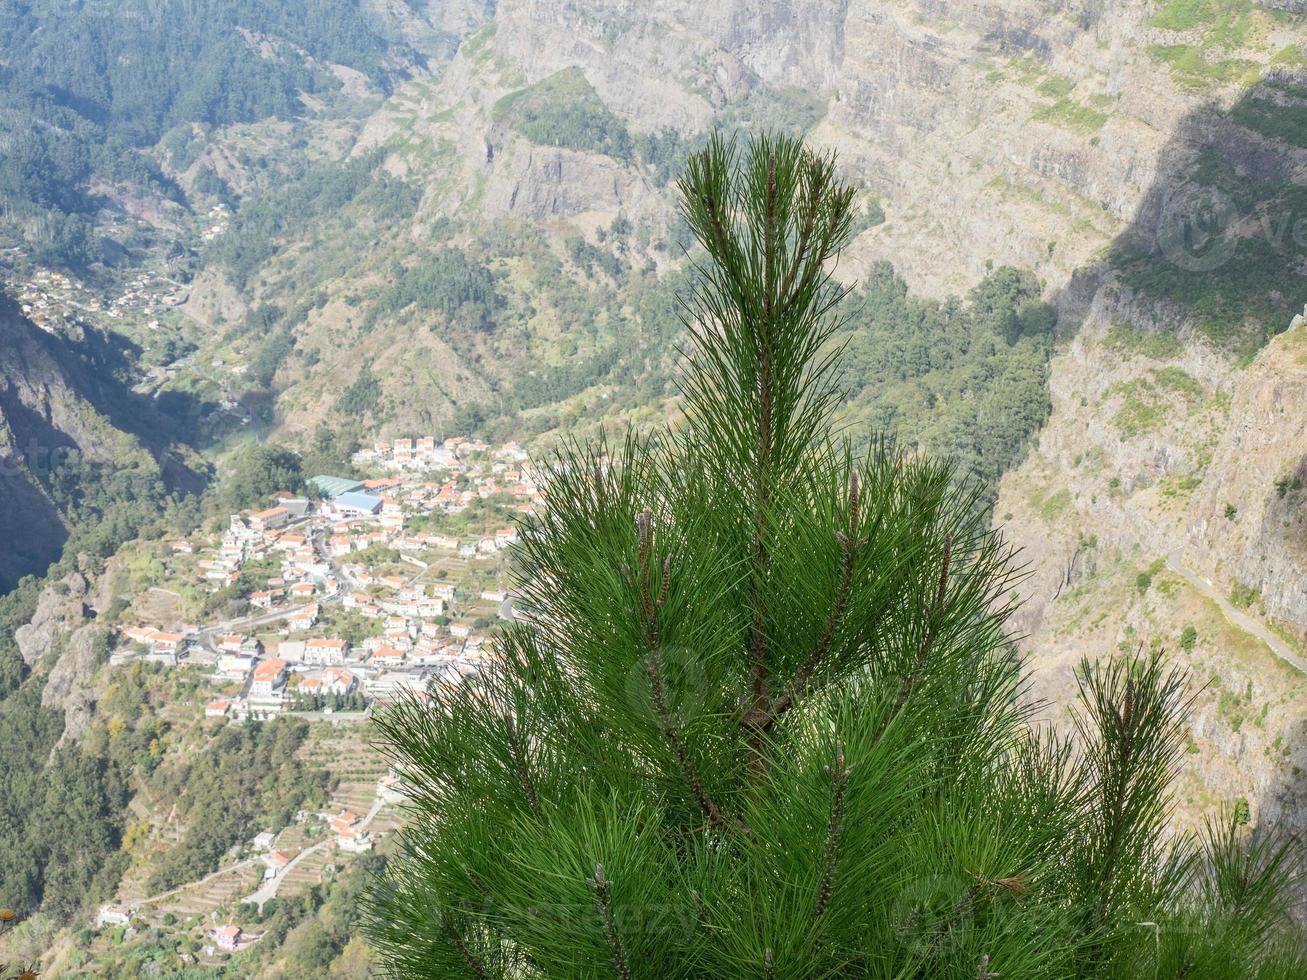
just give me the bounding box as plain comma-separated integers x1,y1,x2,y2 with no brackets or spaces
219,443,304,512
366,133,1304,978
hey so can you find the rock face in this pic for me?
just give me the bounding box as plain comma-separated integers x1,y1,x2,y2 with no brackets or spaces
0,297,165,591
0,320,90,590
446,0,1232,293
1187,318,1307,631
42,623,105,747
219,0,1307,448
14,563,115,747
15,570,91,667
495,0,850,128
993,298,1307,856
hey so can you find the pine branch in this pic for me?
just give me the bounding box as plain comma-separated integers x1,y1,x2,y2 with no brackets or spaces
765,947,776,979
503,712,540,817
890,533,952,716
763,471,864,727
636,510,740,833
589,864,632,980
978,954,1000,979
442,917,490,979
744,149,781,784
815,742,854,919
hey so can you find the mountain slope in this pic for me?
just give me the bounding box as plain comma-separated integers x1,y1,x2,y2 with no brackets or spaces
0,292,199,590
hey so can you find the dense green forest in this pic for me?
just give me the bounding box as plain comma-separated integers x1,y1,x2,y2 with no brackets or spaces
365,247,504,332
207,148,423,290
0,596,150,922
432,252,1055,515
836,263,1057,510
0,0,418,267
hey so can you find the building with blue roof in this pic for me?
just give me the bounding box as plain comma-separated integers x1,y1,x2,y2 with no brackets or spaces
330,491,383,518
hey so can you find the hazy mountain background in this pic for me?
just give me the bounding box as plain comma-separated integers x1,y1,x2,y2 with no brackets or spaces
1,0,1306,973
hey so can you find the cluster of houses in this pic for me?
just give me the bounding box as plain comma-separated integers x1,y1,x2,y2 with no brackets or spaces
14,270,96,334
14,267,185,336
351,435,531,476
88,434,556,960
110,437,543,724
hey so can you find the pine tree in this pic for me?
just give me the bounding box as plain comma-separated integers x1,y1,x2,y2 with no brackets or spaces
366,133,1304,978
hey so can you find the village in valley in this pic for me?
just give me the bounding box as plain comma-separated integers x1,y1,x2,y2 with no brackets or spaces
92,434,538,962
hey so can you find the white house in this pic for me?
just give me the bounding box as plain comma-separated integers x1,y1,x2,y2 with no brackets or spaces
251,831,276,852
277,640,307,662
211,925,244,952
304,637,349,666
249,506,290,533
96,905,133,928
218,653,255,678
251,658,289,697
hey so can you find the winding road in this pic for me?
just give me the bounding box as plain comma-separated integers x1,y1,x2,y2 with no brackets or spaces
1165,550,1307,676
240,794,388,910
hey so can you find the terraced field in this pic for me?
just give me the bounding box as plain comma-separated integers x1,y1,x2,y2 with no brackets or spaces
143,861,262,922
300,719,393,816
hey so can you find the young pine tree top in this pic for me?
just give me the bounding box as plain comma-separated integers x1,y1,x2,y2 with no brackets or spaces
367,133,1305,979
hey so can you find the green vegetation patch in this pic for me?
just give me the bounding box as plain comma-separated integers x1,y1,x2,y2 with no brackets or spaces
1034,488,1074,523
146,719,331,892
1105,321,1185,360
835,264,1057,512
209,149,420,290
1109,378,1165,437
1147,44,1259,89
1034,98,1109,133
1144,0,1277,88
494,67,634,161
366,247,503,332
1147,0,1257,46
1152,365,1203,398
1231,580,1261,608
0,0,418,268
1231,81,1307,147
1111,156,1307,358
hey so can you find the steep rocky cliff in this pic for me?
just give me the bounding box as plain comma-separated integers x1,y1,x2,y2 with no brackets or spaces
182,0,1303,440
0,295,177,590
15,563,118,746
994,297,1307,822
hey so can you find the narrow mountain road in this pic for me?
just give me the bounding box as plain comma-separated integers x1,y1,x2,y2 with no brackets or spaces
241,839,332,911
241,794,388,910
1165,551,1307,676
